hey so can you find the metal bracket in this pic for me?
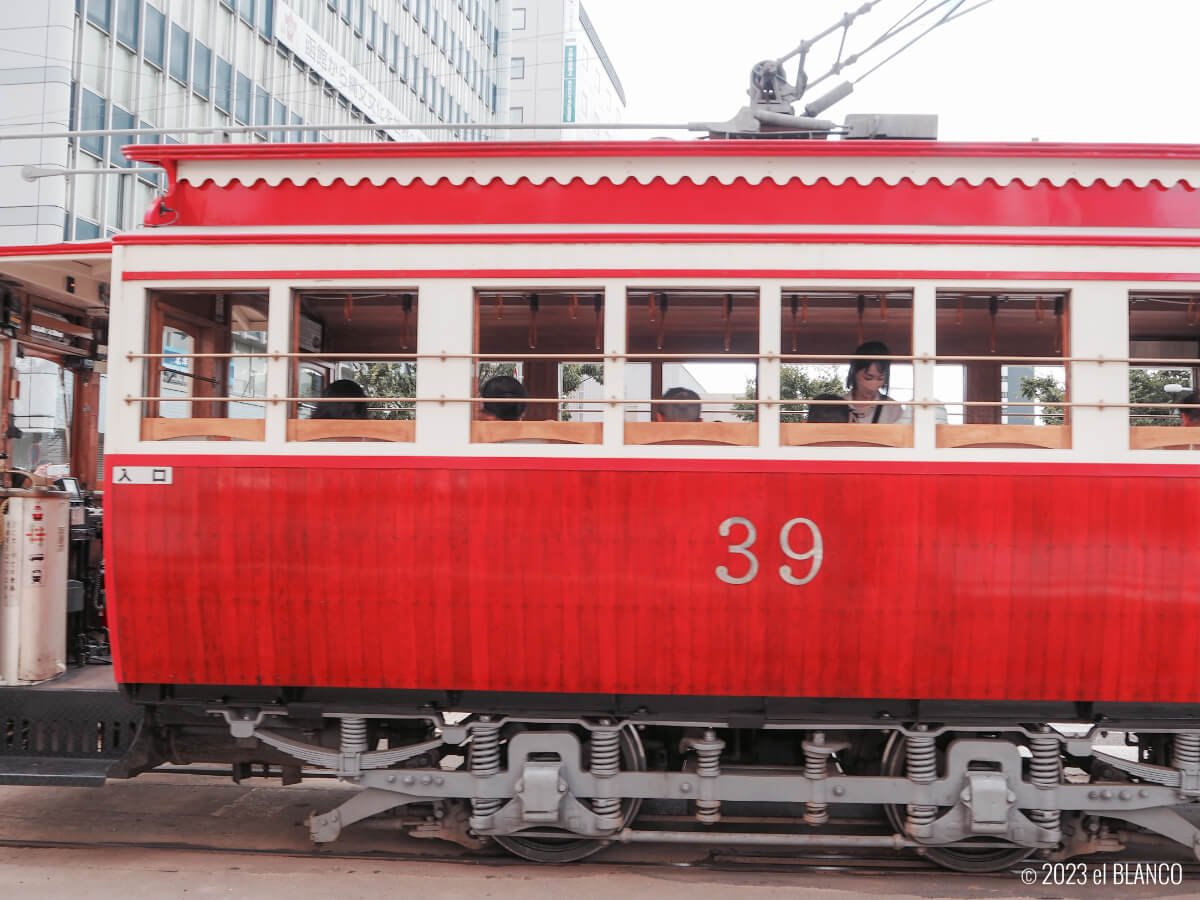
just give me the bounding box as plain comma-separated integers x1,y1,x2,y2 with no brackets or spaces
515,760,567,824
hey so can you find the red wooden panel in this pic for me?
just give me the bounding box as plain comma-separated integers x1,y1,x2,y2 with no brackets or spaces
105,456,1200,703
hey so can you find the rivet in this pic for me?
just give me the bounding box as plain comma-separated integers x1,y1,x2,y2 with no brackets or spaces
1119,790,1132,801
680,782,692,794
403,775,415,786
832,786,845,797
1087,790,1099,800
386,774,396,783
421,775,433,785
1101,790,1113,800
1139,789,1150,798
435,776,444,786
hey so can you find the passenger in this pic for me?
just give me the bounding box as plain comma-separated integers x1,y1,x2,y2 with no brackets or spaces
1180,391,1200,427
654,386,702,423
844,341,907,424
479,374,528,421
807,393,851,423
312,379,369,419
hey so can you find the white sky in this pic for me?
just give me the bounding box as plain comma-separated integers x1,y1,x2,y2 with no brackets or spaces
580,0,1200,142
577,0,1200,394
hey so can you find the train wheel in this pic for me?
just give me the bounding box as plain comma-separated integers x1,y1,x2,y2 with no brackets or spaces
880,731,1034,873
492,724,647,863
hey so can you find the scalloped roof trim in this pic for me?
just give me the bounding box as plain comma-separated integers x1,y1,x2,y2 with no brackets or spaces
173,173,1193,190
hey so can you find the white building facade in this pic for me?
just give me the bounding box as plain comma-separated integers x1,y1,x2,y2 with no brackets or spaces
505,0,624,139
0,0,508,244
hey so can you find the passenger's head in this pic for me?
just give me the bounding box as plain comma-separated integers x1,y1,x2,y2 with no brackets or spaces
655,386,701,423
312,379,368,419
1180,391,1200,427
480,375,527,421
847,340,892,399
807,393,851,423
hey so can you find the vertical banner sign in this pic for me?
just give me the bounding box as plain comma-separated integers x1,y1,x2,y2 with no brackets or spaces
562,45,577,122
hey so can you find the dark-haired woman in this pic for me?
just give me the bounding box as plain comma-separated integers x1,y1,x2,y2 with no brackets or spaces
843,341,908,424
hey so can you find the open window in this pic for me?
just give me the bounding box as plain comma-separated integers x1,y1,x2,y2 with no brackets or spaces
622,289,759,445
779,290,913,448
473,289,604,444
1128,292,1199,450
289,290,417,442
935,291,1070,449
143,291,268,440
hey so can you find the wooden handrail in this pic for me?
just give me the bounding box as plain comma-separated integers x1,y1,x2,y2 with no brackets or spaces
936,424,1071,450
470,421,602,444
288,419,415,442
780,423,913,448
624,421,758,446
141,417,265,441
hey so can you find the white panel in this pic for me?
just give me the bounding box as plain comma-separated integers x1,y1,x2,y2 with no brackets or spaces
758,283,781,450
1069,283,1131,455
911,283,937,449
414,280,473,452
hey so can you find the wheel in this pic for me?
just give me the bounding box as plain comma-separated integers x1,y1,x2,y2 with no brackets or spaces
880,731,1034,873
492,723,646,863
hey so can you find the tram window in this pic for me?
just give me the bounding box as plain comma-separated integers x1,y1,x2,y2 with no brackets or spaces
473,289,604,444
935,291,1069,449
779,290,913,447
623,289,758,445
1128,292,1199,450
289,290,417,442
11,354,74,473
143,291,268,441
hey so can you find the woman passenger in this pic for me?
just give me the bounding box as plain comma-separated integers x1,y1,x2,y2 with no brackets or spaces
844,341,907,424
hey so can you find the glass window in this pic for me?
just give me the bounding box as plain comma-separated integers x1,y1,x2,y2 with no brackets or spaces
144,6,165,67
289,111,303,142
271,99,286,142
1128,292,1200,445
509,106,523,123
169,24,190,84
215,56,232,112
87,0,112,31
368,7,376,48
79,89,106,157
109,106,135,167
237,0,255,24
258,0,273,37
193,41,211,98
235,71,252,123
116,0,139,48
12,357,75,473
511,56,525,79
254,86,270,129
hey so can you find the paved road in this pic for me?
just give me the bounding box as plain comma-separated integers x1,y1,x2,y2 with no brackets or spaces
1,775,1196,899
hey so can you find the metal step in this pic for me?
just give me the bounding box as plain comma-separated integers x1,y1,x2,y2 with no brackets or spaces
0,687,144,786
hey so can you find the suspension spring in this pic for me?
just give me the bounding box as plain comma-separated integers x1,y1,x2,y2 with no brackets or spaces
590,723,622,819
339,716,368,756
803,731,830,826
1028,727,1063,832
1172,732,1200,770
469,718,503,819
691,729,724,824
905,727,938,832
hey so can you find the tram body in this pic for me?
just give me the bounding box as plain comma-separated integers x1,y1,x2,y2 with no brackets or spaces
95,140,1200,868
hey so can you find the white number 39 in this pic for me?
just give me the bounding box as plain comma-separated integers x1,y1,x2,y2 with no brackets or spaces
716,516,824,586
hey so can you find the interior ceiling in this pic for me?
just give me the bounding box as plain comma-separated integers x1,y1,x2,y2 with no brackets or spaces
300,292,417,354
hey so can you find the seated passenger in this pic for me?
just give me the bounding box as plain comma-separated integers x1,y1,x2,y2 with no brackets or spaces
479,374,528,421
1181,391,1200,427
654,386,701,423
844,341,906,424
312,379,369,419
807,393,851,424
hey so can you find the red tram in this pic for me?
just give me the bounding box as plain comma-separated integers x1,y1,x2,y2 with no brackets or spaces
18,140,1200,870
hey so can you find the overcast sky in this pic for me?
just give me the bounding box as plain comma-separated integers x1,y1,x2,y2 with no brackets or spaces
580,0,1200,142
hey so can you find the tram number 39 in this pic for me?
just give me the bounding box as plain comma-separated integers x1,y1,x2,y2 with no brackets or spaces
715,517,824,586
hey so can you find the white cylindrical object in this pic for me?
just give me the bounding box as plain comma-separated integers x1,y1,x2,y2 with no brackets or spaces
0,493,69,684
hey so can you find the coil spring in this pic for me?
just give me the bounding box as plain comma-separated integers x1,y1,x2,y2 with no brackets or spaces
339,716,368,756
1028,730,1062,831
590,727,622,818
905,731,938,830
804,734,830,826
470,721,503,818
1173,733,1200,770
694,730,723,822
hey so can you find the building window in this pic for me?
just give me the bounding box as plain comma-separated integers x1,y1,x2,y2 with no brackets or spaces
193,42,212,99
272,99,287,142
238,0,255,25
258,0,273,37
511,56,525,79
79,89,106,157
86,0,112,31
115,0,139,49
509,105,523,123
169,24,190,84
254,86,270,129
235,72,252,123
215,57,233,112
144,6,165,68
110,106,135,167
